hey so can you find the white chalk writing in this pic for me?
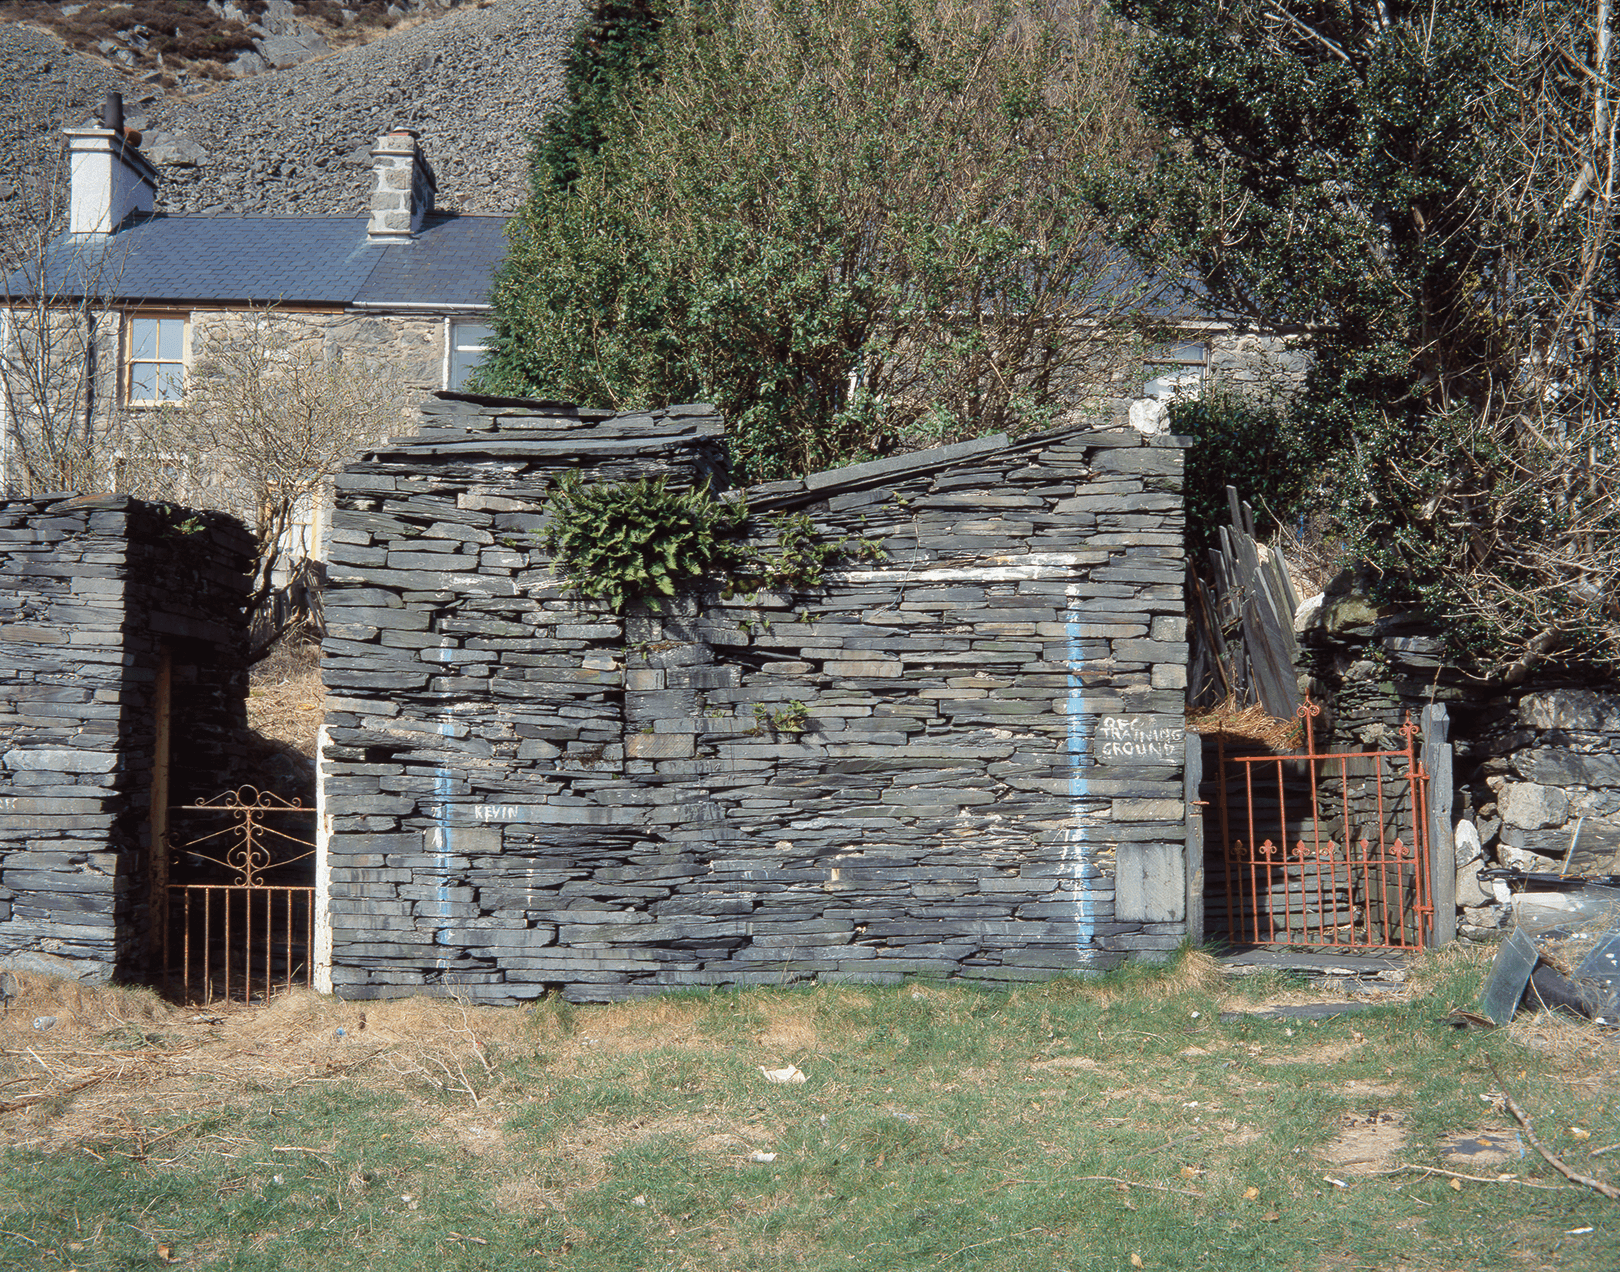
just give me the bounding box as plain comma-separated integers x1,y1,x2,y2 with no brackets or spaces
1097,715,1185,763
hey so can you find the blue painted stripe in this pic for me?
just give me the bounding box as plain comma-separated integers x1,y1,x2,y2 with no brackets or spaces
430,646,454,965
1064,586,1095,955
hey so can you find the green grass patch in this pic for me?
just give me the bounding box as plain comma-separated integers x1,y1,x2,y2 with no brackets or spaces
0,949,1615,1270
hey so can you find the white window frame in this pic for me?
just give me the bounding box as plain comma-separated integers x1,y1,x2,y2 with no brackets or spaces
1143,340,1208,402
125,311,189,406
444,316,494,391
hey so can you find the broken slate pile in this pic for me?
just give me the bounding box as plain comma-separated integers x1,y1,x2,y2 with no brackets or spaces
322,394,1194,1001
0,495,252,981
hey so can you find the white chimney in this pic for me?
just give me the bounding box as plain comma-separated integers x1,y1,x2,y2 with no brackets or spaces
65,93,158,236
368,127,436,242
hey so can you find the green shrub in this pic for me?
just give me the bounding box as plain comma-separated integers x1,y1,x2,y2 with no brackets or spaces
1170,389,1320,560
477,0,1156,482
541,476,886,612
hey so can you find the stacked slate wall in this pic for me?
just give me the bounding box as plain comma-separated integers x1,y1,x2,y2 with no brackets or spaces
0,494,252,980
1458,688,1620,912
322,394,1191,1001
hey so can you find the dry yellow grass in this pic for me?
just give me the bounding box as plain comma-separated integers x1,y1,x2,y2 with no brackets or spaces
246,639,324,762
1186,696,1304,751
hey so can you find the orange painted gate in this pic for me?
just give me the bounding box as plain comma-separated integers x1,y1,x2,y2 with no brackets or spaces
160,787,316,1004
1207,702,1434,950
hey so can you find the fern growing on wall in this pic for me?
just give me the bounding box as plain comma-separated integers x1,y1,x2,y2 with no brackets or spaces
542,473,742,612
542,476,886,612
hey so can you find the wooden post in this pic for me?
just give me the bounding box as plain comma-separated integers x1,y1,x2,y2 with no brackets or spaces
1184,730,1205,945
314,723,333,994
1422,704,1456,947
149,647,172,970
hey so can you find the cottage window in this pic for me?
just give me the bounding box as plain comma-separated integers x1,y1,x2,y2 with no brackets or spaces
446,320,493,391
1143,341,1207,401
126,313,187,404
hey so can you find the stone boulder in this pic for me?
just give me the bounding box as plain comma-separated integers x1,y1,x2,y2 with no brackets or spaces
1519,689,1620,734
257,25,332,69
141,130,209,167
1498,781,1570,830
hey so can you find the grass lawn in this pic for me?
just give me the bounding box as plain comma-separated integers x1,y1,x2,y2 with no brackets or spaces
0,946,1614,1270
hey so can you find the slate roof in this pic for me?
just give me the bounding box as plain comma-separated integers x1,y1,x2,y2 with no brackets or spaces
2,213,508,309
354,215,510,307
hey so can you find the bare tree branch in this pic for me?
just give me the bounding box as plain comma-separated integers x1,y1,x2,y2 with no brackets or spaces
119,306,404,648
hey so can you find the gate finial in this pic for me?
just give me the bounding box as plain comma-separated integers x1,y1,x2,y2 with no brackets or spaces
1297,692,1322,757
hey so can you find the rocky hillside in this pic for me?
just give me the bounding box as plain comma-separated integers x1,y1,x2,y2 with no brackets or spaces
2,0,581,272
0,2,473,89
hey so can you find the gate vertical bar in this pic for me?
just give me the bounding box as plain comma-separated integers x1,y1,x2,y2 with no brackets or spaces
225,888,234,1003
1303,704,1326,945
181,888,191,1001
1401,715,1432,949
1245,762,1261,944
262,889,271,1002
204,889,214,1003
243,885,252,1002
1272,756,1287,942
1373,754,1392,945
284,890,294,995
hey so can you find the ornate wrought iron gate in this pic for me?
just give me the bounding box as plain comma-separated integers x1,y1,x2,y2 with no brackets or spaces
160,787,316,1004
1208,701,1434,950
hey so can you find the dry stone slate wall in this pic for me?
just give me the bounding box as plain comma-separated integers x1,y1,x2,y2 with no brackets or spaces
1463,690,1620,903
321,394,1192,1001
0,494,252,980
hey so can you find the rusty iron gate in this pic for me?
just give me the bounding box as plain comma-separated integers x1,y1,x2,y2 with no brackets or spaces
1210,700,1434,950
160,787,316,1004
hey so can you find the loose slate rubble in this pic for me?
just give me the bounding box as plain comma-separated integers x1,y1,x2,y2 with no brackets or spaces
0,495,253,981
1480,924,1620,1026
323,394,1193,1001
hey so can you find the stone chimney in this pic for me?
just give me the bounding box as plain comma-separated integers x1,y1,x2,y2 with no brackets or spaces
367,127,436,242
65,92,159,235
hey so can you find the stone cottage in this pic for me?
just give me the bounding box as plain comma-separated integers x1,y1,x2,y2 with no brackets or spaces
1,92,506,561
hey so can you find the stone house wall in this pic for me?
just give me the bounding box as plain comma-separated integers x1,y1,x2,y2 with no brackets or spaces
180,308,446,411
1088,326,1312,437
1206,329,1311,397
320,394,1192,1002
4,303,445,501
0,493,252,980
171,308,444,557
